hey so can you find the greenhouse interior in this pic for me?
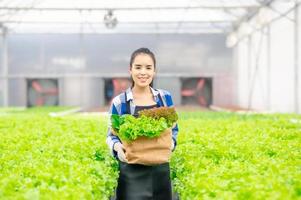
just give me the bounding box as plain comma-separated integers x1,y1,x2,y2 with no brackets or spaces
0,0,300,199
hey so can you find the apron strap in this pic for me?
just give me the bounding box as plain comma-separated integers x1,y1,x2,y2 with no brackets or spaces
124,92,131,115
155,89,166,107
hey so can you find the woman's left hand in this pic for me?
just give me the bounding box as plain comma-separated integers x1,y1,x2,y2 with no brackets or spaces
171,140,175,151
114,142,128,163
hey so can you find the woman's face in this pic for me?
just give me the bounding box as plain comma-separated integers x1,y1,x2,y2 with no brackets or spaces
130,53,155,88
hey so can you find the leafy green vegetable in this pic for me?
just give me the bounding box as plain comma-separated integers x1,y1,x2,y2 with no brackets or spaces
111,114,125,131
1,107,300,199
111,114,168,141
0,111,118,200
110,107,178,141
171,111,301,200
138,107,178,127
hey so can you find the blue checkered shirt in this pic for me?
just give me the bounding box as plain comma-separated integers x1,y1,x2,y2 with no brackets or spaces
106,87,179,158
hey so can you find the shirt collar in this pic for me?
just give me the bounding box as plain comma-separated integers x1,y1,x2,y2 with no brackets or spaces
125,86,159,102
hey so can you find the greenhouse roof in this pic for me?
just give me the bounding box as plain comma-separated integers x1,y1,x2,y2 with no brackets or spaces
0,0,297,34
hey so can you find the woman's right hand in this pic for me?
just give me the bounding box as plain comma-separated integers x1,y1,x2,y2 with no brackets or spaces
114,142,128,163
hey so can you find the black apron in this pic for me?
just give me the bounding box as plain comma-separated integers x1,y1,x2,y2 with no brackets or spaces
115,96,172,200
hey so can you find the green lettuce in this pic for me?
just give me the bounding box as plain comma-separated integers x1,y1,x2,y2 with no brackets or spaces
110,114,168,141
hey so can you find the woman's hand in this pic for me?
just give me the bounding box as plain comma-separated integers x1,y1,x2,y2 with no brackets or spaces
171,140,175,151
114,142,128,163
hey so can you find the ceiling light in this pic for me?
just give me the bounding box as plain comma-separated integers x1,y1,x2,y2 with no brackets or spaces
104,10,118,29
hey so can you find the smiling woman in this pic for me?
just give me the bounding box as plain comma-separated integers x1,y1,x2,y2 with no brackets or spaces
106,47,179,200
129,48,157,106
129,48,156,89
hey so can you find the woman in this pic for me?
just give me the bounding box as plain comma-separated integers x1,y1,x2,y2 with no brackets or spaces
106,47,179,200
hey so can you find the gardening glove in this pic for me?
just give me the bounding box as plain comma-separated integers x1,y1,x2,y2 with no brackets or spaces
171,140,175,151
114,142,128,163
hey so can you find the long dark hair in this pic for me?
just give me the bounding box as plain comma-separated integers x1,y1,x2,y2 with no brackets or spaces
129,48,156,88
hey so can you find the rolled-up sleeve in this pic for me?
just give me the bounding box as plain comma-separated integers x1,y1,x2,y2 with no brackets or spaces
106,101,121,158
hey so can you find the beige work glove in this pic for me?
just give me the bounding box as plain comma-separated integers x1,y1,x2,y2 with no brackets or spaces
171,140,175,151
114,142,128,163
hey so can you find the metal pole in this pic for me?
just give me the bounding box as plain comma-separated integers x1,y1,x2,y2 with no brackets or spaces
294,1,299,113
247,35,252,109
2,27,8,107
266,25,271,111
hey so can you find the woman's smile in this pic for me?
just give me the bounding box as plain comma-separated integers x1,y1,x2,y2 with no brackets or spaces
138,77,149,81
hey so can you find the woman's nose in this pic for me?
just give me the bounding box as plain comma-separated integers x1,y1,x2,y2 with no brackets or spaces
140,68,147,74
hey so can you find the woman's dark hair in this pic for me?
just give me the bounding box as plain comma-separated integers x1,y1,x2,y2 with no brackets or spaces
129,48,156,87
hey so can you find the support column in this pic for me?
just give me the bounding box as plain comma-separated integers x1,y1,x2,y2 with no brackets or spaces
266,25,271,111
294,2,299,113
1,27,8,107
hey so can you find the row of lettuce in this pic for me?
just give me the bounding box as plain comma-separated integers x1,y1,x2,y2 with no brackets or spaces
0,108,300,199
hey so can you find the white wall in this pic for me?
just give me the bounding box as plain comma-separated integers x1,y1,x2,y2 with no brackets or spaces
237,37,249,108
60,77,105,108
270,17,295,113
0,79,3,106
249,29,269,111
213,73,235,107
297,3,301,113
235,3,300,113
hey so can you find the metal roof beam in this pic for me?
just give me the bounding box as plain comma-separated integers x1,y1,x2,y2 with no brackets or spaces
0,20,235,24
232,0,275,30
0,5,261,11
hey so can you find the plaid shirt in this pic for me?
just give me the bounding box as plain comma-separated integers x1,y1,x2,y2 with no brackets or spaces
106,87,179,158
